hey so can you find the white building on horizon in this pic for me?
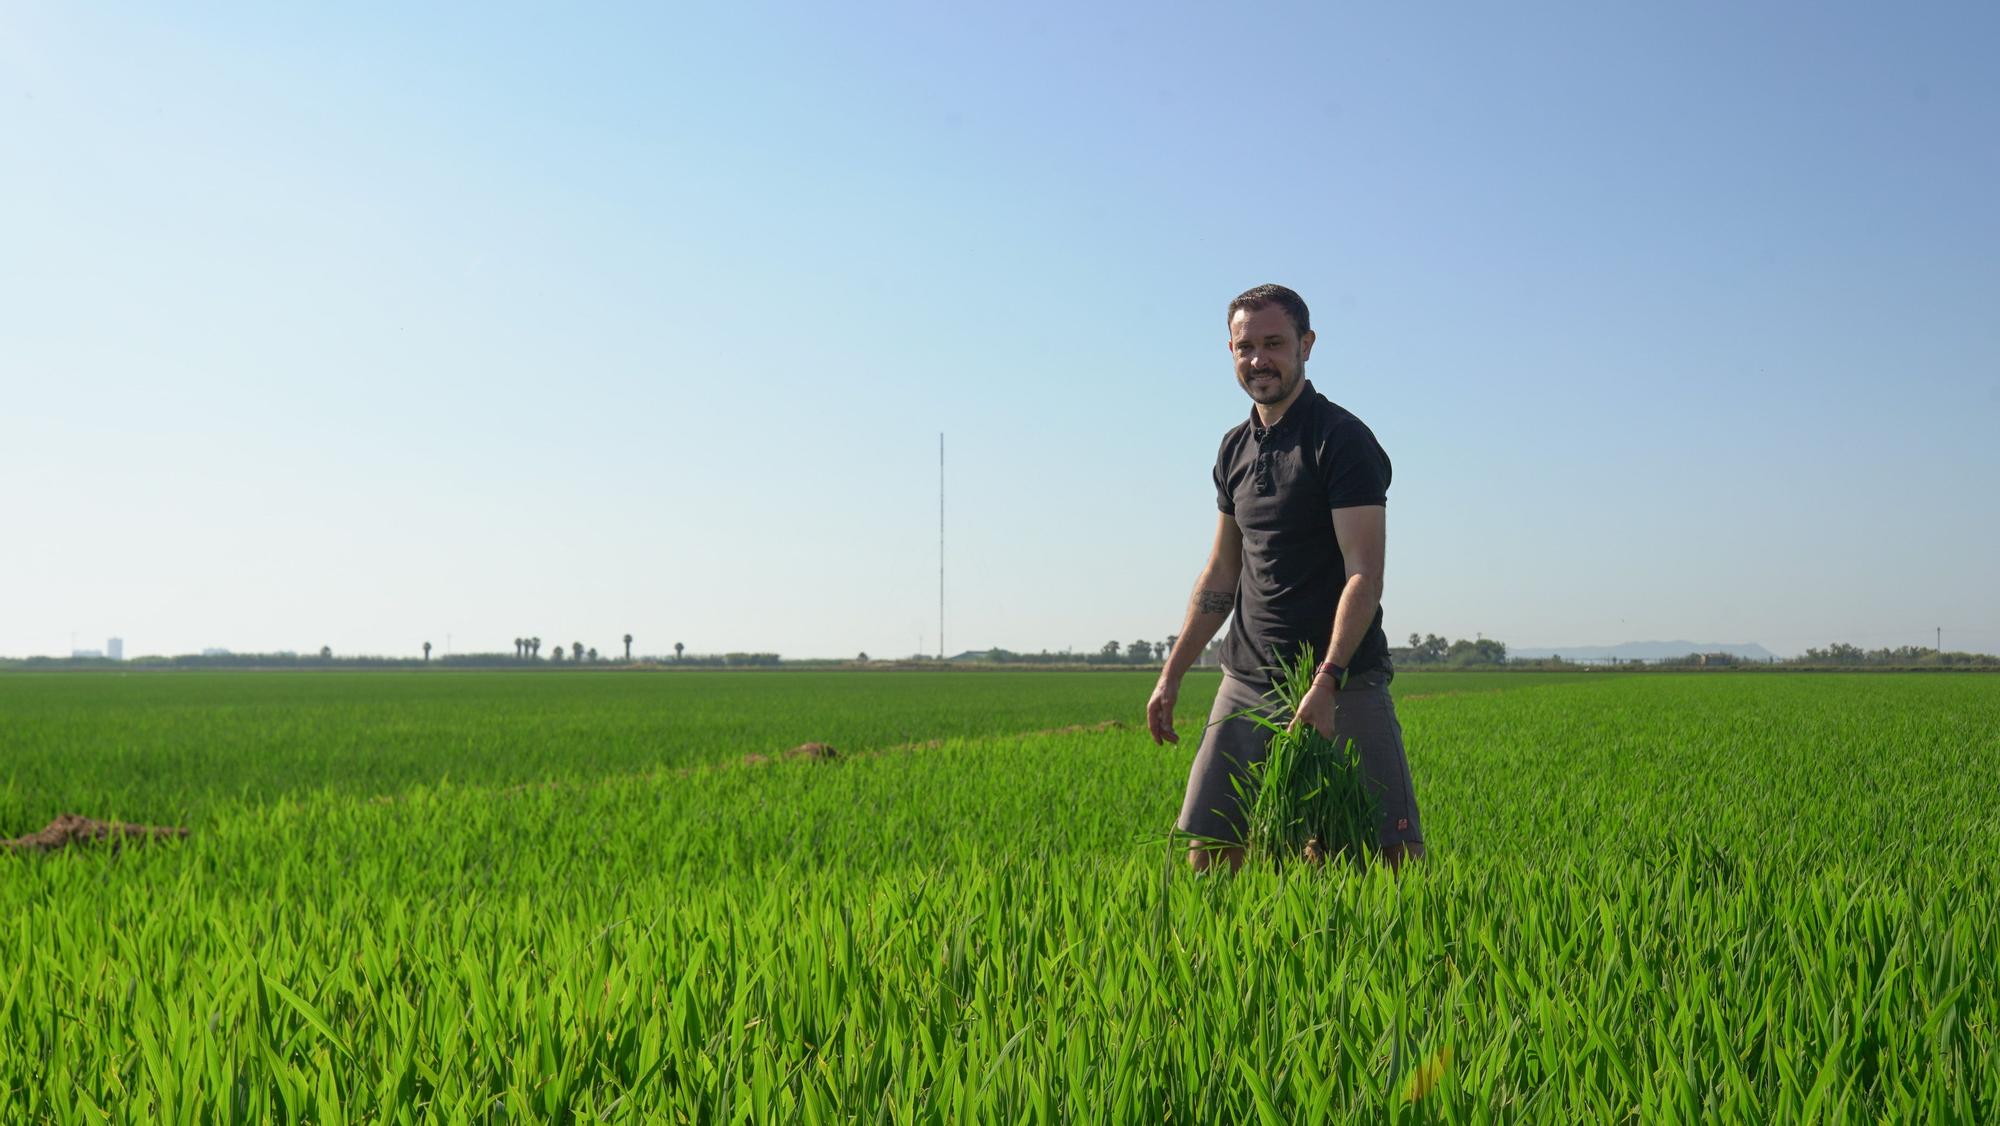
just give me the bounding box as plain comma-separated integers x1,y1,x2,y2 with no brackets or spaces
107,637,124,661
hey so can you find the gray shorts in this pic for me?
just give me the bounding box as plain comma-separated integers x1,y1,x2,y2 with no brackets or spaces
1176,669,1423,849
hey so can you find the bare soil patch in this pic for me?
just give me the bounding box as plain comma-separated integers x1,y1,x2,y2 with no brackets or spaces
3,813,189,855
1047,720,1126,735
743,721,1126,766
744,742,840,766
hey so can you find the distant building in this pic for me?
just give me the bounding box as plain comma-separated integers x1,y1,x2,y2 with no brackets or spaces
107,637,124,660
71,648,105,659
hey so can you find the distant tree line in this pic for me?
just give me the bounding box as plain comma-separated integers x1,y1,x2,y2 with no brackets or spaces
4,633,734,669
10,634,1995,673
1400,633,1509,667
1494,642,1997,670
1081,637,1180,664
1514,644,1997,669
1785,644,1997,668
950,635,1997,671
945,641,1173,665
108,652,446,669
663,652,782,667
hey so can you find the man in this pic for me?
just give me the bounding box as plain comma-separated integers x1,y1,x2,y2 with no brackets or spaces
1146,284,1425,873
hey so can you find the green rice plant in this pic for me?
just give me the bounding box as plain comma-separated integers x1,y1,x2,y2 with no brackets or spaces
6,669,2000,1120
1234,646,1381,867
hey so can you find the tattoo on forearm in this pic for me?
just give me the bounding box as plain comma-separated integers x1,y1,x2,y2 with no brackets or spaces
1195,590,1233,615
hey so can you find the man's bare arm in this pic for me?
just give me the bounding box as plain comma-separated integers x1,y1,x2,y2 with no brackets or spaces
1147,514,1243,744
1316,505,1386,681
1163,514,1243,680
1286,505,1385,738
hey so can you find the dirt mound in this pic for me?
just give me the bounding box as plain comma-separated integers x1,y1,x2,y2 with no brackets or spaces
743,742,840,766
739,720,1129,768
3,813,189,855
1049,720,1126,735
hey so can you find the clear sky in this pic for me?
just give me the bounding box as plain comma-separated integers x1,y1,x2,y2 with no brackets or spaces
5,2,1997,660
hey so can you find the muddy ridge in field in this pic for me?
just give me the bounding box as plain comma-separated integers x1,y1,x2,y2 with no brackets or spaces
1048,720,1127,735
356,718,1133,800
899,719,1127,752
2,813,189,854
746,721,1128,765
743,742,840,766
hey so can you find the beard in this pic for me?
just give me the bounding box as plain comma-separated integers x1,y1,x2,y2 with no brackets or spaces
1240,365,1300,405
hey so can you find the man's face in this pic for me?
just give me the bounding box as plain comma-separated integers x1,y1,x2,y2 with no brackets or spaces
1229,305,1315,407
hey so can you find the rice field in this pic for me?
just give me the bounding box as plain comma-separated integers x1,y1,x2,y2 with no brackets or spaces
3,669,1996,1122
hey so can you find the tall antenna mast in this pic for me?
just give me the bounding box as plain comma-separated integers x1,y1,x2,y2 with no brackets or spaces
939,432,946,661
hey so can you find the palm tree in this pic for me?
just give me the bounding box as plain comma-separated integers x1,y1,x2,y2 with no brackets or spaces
531,637,541,660
674,642,684,662
623,634,633,662
514,638,523,660
587,647,598,663
572,641,583,663
423,641,432,663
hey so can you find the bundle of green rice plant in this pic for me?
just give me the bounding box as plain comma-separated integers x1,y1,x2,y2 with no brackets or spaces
1233,647,1381,868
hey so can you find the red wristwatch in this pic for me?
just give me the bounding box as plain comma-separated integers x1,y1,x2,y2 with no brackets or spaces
1315,661,1347,690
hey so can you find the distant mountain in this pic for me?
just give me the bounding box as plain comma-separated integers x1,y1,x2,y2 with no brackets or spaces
1509,641,1777,662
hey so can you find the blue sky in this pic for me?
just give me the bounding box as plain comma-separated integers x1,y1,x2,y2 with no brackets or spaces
4,2,1997,660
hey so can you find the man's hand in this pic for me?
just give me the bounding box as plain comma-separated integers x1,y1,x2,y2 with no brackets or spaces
1288,680,1337,739
1147,677,1181,744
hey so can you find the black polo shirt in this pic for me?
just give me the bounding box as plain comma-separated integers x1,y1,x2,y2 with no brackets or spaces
1213,380,1392,687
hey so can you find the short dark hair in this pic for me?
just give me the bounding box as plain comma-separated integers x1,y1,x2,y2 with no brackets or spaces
1227,284,1311,338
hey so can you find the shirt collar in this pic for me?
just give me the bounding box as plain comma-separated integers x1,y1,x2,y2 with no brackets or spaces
1251,379,1316,440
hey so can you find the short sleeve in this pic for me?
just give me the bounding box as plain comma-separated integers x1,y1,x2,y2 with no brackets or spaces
1317,420,1391,508
1213,453,1235,514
